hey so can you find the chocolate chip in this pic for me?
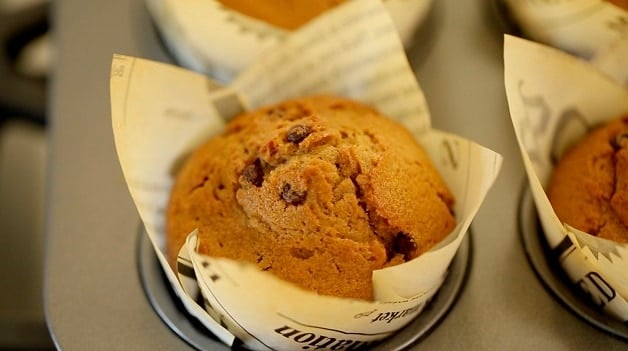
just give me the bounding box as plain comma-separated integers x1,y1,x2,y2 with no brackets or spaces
285,125,310,144
242,158,263,187
281,183,306,205
611,130,628,150
393,232,417,260
290,247,313,259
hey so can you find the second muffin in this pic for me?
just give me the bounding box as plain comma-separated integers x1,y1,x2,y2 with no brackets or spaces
167,96,456,300
548,115,628,244
216,0,346,30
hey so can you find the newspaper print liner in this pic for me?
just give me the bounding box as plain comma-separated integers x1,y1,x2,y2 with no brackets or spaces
504,35,628,322
500,0,628,59
111,1,502,349
145,0,434,82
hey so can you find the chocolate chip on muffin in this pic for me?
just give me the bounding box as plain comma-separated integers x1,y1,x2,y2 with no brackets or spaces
242,158,264,187
285,125,311,144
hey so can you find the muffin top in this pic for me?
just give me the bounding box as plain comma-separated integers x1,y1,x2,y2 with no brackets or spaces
167,96,456,300
216,0,346,30
548,115,628,243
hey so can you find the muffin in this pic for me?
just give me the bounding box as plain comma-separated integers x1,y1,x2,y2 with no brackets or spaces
216,0,346,30
166,95,456,300
548,115,628,243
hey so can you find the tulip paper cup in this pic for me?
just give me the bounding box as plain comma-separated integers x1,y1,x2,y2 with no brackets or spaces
501,0,628,59
504,35,628,322
111,1,502,349
145,0,434,82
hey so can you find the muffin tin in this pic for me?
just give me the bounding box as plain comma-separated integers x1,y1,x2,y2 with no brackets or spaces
45,0,628,349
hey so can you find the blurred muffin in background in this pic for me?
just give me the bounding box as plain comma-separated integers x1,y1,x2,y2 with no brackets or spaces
216,0,346,29
548,115,628,244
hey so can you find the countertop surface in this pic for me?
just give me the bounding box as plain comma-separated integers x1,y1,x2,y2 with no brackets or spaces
45,0,626,349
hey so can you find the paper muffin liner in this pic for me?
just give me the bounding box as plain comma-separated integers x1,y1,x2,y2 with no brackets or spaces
111,1,502,349
145,0,434,82
504,35,628,322
501,0,628,59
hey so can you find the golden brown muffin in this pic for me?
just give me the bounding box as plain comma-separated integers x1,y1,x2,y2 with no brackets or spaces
167,96,456,300
216,0,346,30
606,0,628,11
548,115,628,243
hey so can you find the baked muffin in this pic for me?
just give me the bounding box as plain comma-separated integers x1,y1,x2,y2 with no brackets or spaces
166,96,456,300
548,115,628,243
216,0,346,30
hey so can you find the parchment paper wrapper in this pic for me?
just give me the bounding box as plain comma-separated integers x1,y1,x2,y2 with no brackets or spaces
145,0,434,82
504,35,628,322
501,0,628,59
111,1,502,349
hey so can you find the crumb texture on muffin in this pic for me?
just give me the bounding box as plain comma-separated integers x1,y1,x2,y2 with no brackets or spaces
216,0,346,30
167,96,456,300
548,115,628,244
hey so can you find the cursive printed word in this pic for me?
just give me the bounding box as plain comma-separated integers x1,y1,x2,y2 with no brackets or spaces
575,271,616,309
274,325,374,350
370,303,423,324
353,309,377,319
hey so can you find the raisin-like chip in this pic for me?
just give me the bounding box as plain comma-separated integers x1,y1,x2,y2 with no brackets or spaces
285,125,310,144
242,158,263,187
611,130,628,150
281,183,306,205
393,232,417,260
290,247,313,259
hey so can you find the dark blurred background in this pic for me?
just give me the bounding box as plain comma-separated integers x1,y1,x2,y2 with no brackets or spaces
0,0,54,349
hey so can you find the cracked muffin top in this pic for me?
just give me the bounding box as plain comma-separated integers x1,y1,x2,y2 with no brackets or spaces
548,115,628,244
166,96,456,300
